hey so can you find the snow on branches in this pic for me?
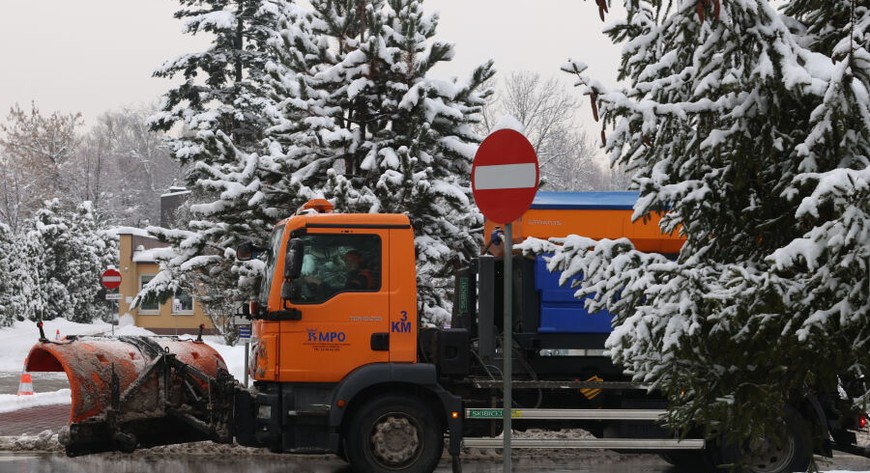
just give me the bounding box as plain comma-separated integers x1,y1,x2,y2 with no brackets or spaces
148,0,493,326
558,0,870,448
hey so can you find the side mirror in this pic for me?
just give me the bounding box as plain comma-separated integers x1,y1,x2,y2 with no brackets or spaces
236,242,260,261
281,280,301,301
284,238,304,279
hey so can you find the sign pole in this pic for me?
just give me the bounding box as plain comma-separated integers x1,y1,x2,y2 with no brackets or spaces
503,223,513,473
470,127,538,473
101,269,122,337
234,316,253,388
244,342,249,387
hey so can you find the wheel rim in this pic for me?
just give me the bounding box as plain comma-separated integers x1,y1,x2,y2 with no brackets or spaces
369,413,423,469
743,433,796,473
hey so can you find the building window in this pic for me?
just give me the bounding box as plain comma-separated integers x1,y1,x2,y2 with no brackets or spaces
172,291,194,315
138,275,160,315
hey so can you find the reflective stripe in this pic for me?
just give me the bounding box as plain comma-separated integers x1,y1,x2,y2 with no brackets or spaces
474,163,537,190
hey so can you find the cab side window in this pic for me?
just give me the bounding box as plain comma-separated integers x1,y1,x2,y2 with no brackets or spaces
292,234,381,304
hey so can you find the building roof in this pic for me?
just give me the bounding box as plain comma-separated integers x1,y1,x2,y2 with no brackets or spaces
112,227,158,238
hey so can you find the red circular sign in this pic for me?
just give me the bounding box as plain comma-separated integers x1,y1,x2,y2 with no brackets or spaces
101,269,122,289
472,129,539,224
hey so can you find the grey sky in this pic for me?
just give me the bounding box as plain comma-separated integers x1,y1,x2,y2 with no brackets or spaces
0,0,621,132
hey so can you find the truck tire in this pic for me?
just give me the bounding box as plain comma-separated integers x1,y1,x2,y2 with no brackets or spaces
345,395,444,473
717,412,812,473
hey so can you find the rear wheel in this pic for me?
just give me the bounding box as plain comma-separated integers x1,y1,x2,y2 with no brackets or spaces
345,395,444,473
718,412,812,473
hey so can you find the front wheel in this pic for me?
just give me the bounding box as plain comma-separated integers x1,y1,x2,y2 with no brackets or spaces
345,395,444,473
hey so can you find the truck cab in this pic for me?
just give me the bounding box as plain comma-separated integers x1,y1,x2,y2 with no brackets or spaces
237,199,462,472
250,200,418,383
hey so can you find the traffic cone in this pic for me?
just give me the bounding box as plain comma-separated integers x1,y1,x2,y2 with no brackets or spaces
17,358,34,396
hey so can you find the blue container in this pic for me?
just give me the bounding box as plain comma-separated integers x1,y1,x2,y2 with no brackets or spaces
534,256,613,333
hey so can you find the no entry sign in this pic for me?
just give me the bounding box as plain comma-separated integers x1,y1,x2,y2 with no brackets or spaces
472,129,539,224
471,127,538,471
101,268,122,290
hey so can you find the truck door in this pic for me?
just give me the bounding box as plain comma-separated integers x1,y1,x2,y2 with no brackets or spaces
277,229,391,383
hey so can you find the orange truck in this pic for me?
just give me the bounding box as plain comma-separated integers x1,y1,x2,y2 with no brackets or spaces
23,193,869,473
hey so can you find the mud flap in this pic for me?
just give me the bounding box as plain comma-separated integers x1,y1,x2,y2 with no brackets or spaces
232,387,259,448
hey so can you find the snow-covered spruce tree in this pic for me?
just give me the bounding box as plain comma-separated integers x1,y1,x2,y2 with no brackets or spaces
143,0,491,329
24,200,112,323
265,0,493,322
0,223,14,326
6,232,41,324
138,134,269,344
144,0,295,339
150,0,285,162
543,0,870,452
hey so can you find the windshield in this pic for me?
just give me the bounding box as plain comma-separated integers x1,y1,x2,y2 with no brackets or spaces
259,226,285,306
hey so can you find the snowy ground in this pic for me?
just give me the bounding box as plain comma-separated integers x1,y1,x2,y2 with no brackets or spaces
0,319,867,472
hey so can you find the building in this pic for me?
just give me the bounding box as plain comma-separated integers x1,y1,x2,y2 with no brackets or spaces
115,227,215,335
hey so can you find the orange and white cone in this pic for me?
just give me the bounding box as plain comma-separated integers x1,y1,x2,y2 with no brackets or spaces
17,358,34,396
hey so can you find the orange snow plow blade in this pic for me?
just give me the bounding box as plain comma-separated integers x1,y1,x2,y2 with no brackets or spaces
25,335,239,456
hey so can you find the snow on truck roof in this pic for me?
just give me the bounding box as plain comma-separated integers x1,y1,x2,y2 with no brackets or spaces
530,191,639,210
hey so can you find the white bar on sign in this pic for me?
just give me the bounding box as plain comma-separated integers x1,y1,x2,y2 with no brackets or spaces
474,163,537,190
103,276,121,282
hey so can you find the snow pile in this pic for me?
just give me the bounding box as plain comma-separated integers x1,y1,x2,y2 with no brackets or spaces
0,319,111,372
0,389,72,414
113,323,159,337
201,339,247,382
491,115,525,134
0,430,61,452
117,312,136,328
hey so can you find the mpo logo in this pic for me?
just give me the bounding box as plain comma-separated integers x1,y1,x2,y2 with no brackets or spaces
307,328,347,343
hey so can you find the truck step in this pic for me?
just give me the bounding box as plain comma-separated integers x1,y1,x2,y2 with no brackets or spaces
287,410,329,417
832,442,870,459
471,379,644,390
461,437,705,450
465,408,666,421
